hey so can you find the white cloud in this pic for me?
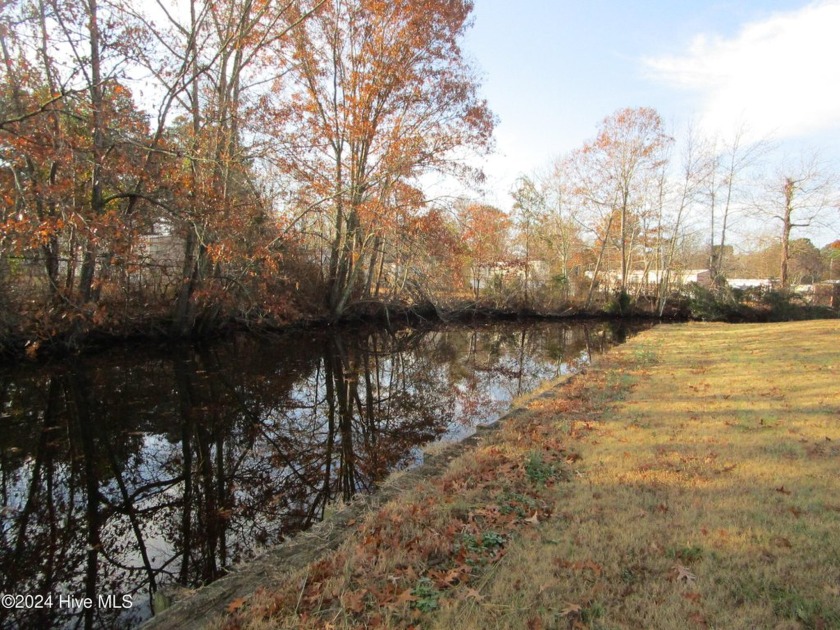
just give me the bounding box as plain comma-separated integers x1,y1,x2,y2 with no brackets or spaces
645,1,840,141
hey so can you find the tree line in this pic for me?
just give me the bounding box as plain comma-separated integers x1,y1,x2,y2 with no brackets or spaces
503,108,840,316
0,0,493,345
1,0,838,350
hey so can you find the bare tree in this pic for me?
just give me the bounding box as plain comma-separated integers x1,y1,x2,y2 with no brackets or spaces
704,125,770,282
761,154,839,287
532,159,586,303
568,108,672,307
653,122,708,315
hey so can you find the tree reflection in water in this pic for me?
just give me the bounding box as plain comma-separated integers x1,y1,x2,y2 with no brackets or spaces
0,321,640,628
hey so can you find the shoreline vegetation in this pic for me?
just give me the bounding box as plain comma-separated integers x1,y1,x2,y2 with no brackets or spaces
1,286,836,364
144,320,840,630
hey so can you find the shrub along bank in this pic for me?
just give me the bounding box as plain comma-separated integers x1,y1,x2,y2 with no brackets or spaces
3,283,836,363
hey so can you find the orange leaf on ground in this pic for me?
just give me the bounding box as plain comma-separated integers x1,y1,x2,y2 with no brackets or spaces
342,589,367,613
395,588,417,605
561,602,582,617
226,597,247,614
572,560,603,576
527,615,544,629
429,568,463,588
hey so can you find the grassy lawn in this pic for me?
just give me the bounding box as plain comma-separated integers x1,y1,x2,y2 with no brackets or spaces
218,321,840,630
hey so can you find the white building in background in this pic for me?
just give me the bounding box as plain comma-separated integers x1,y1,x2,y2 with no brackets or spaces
726,278,777,290
586,268,712,291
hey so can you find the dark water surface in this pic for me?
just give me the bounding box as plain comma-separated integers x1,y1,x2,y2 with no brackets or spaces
0,320,645,628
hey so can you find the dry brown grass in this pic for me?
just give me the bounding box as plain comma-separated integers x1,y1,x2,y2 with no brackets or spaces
216,321,840,630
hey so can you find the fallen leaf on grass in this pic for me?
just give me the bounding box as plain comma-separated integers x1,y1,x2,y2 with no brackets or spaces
771,536,793,549
428,568,463,588
560,602,582,617
395,589,417,605
670,563,697,584
341,589,367,614
226,597,247,614
457,587,484,602
527,616,544,630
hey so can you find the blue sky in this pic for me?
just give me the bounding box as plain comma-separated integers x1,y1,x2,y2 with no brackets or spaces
463,0,840,218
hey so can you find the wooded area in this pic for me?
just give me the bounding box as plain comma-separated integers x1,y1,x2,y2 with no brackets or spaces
1,0,838,351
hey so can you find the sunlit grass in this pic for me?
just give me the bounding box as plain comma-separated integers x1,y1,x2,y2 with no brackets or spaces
217,321,840,630
430,321,840,630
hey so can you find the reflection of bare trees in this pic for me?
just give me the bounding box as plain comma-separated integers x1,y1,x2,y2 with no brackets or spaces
0,322,642,628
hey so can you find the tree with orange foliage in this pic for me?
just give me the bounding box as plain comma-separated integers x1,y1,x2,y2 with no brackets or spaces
383,203,466,305
457,202,511,299
570,107,672,306
825,239,840,281
273,0,494,318
0,0,149,311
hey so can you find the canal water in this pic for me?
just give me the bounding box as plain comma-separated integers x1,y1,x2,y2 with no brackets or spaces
0,320,644,628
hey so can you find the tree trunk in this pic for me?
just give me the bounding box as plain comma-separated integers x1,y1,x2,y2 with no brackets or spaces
78,0,105,304
780,177,795,288
619,190,629,293
172,229,199,335
171,0,205,335
585,214,614,309
365,237,381,297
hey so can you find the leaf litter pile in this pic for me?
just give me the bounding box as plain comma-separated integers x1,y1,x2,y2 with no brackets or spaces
217,321,840,630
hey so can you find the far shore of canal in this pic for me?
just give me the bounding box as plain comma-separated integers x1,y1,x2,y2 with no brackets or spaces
145,320,840,630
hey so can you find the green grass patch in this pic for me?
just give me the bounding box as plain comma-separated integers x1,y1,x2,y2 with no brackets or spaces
665,544,704,563
410,578,440,613
524,451,565,486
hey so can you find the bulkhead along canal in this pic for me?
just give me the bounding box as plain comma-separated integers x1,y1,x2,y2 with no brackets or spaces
0,320,646,629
